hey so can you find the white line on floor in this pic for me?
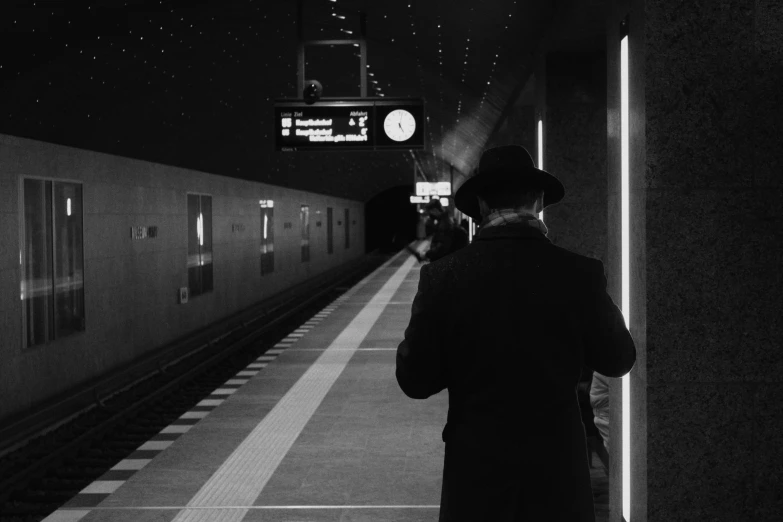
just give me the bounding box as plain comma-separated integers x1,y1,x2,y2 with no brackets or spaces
63,505,440,510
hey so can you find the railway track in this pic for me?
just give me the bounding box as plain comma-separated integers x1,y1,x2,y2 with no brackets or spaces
0,253,391,522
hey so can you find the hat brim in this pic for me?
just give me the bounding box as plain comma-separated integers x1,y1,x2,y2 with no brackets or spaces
454,167,565,221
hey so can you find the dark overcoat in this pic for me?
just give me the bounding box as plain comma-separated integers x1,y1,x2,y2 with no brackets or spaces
396,223,636,522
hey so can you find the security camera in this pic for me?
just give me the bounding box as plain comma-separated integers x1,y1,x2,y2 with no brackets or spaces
303,80,323,105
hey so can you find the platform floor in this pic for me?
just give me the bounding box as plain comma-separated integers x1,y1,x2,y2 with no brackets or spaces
45,249,609,522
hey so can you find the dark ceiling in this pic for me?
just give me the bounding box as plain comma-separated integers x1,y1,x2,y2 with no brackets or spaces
0,0,605,202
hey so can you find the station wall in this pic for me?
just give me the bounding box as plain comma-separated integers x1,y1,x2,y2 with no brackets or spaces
0,134,365,422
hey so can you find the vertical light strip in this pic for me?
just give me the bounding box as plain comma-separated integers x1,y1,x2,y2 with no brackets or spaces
620,33,632,522
467,217,473,243
538,118,544,221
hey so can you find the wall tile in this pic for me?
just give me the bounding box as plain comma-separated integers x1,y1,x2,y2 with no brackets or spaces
647,383,756,521
645,188,783,384
546,103,608,262
753,383,783,519
0,211,19,271
645,0,756,189
753,0,783,187
0,177,17,214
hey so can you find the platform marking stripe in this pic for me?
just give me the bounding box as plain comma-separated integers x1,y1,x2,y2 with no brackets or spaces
225,379,249,385
246,363,267,369
236,371,258,377
294,329,310,333
79,480,124,494
110,459,152,471
171,256,416,521
197,399,224,407
273,343,292,348
161,425,192,434
288,347,396,351
138,440,174,451
266,349,284,355
256,355,276,361
41,509,91,521
180,411,210,419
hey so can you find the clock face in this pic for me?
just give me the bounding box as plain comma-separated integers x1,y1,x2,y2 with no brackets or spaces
383,109,417,142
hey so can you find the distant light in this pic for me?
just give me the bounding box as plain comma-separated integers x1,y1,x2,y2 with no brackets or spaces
67,198,72,217
197,213,204,248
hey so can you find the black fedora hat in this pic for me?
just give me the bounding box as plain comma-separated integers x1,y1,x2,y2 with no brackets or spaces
454,145,565,220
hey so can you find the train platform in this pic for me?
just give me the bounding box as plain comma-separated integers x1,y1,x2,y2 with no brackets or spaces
44,247,607,522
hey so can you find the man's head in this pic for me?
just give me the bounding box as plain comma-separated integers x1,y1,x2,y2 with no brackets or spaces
475,177,545,219
454,145,564,221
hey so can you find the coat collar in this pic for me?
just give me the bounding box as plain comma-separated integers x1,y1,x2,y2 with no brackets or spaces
474,223,551,243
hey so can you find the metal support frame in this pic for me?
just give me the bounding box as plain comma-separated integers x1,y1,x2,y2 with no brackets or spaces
297,0,368,99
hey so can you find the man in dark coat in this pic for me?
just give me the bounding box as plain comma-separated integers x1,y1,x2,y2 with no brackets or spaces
396,145,636,521
409,199,468,262
423,199,456,262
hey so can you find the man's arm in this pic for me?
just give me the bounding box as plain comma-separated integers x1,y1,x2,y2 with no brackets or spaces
396,263,447,399
582,259,637,378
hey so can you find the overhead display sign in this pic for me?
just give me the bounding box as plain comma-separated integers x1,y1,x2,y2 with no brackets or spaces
274,98,425,151
415,181,451,196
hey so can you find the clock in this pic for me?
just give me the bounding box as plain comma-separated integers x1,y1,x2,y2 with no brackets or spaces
383,109,417,142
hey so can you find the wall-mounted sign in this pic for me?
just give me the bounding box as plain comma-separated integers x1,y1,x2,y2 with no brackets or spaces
415,182,451,196
274,98,425,151
131,226,158,239
410,195,431,204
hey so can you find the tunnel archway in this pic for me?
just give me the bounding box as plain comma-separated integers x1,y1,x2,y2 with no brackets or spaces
365,184,419,254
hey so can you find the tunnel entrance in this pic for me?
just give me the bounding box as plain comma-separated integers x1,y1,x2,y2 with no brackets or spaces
365,185,419,254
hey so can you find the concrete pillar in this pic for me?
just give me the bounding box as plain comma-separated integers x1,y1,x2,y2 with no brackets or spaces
606,0,783,520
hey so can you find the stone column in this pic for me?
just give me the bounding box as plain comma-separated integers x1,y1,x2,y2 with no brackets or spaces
606,0,783,520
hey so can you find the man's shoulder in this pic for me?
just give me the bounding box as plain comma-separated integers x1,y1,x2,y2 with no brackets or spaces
442,238,604,276
547,243,603,268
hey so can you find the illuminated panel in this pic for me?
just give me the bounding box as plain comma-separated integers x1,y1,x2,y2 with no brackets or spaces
468,217,473,243
621,32,632,522
537,118,544,222
415,181,451,196
276,104,371,150
274,99,424,152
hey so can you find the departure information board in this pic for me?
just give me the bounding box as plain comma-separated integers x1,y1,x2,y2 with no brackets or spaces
274,98,425,152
